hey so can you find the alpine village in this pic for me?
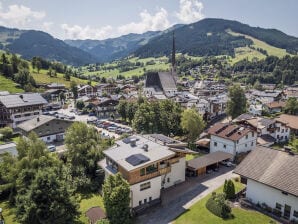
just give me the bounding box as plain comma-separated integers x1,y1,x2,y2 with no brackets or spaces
0,1,298,224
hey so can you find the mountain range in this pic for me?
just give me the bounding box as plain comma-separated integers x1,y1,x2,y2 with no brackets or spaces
0,18,297,65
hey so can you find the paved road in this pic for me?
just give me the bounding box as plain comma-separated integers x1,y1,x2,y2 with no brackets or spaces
135,168,238,224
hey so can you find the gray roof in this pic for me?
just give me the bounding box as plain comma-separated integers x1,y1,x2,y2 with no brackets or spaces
0,142,17,156
187,151,233,170
0,93,47,108
158,72,177,91
103,135,175,171
17,115,56,132
234,146,298,197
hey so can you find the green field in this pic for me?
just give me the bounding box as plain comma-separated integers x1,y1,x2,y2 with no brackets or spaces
30,69,96,87
81,56,170,79
175,180,275,224
227,30,291,64
0,75,24,93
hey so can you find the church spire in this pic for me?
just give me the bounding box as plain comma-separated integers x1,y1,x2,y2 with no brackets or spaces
172,31,176,72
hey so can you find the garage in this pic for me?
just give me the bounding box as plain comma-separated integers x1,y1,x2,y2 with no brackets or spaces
186,151,233,176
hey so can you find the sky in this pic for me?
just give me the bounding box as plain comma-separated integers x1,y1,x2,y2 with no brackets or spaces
0,0,297,40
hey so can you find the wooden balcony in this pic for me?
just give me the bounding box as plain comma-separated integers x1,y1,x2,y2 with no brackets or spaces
127,166,171,185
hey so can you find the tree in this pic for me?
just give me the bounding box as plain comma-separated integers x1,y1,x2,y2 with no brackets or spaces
181,108,205,144
206,192,231,218
285,97,298,115
70,81,78,99
64,122,104,191
289,135,298,153
223,179,235,199
102,173,131,224
0,132,79,223
226,84,247,119
76,100,85,110
117,100,128,121
15,168,79,223
0,127,13,140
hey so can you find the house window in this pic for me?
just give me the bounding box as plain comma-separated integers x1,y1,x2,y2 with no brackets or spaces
223,144,226,149
139,200,142,206
167,178,170,183
293,211,298,218
214,142,217,147
251,142,254,146
286,128,288,132
47,136,50,140
245,135,248,139
149,197,152,202
245,144,247,147
284,204,291,219
144,198,147,203
140,182,151,191
140,168,145,176
276,203,282,210
15,115,21,118
281,129,284,133
252,132,254,137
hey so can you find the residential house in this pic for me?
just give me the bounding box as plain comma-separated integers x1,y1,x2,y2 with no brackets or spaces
17,115,74,143
46,83,66,90
96,83,117,95
275,114,298,136
234,146,298,222
78,85,97,97
0,93,48,128
208,123,257,158
264,101,286,114
234,115,290,146
96,98,119,119
99,134,188,213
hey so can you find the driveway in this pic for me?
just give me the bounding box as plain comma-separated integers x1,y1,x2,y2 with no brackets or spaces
135,167,238,224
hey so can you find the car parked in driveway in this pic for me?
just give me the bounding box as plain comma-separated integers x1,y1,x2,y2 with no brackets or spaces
47,145,56,152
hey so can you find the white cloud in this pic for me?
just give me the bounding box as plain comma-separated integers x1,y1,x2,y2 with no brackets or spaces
0,4,45,27
61,23,114,40
117,8,170,35
176,0,204,23
43,21,53,31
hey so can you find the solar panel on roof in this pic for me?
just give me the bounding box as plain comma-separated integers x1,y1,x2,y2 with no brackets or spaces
125,153,150,166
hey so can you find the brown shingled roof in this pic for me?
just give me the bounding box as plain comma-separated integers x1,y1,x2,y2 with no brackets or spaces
266,101,286,109
234,146,298,197
208,123,253,141
275,114,298,130
86,207,106,224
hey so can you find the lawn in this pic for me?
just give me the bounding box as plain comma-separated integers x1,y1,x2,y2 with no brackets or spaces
0,75,24,93
78,193,105,223
185,152,204,161
228,30,291,59
175,180,275,224
30,69,96,88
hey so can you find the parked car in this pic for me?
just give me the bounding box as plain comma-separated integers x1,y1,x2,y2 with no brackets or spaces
89,112,96,116
47,145,56,152
226,162,236,167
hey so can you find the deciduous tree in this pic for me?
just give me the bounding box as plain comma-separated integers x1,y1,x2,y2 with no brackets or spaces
226,84,247,119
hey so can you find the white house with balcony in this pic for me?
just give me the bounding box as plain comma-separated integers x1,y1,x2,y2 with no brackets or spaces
234,146,298,222
208,123,257,158
99,134,194,213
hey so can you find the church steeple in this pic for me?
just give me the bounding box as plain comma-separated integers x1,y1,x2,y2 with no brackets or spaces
171,31,176,73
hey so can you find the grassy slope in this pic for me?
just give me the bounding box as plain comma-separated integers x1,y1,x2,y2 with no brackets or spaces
82,56,170,79
227,30,291,64
30,68,96,88
175,180,274,224
0,75,24,93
